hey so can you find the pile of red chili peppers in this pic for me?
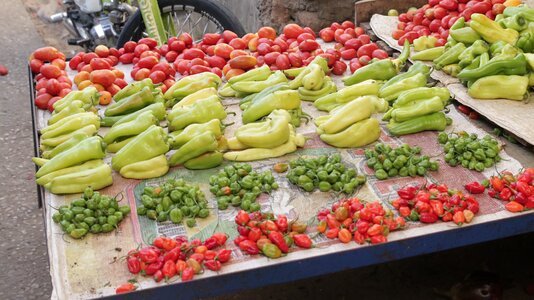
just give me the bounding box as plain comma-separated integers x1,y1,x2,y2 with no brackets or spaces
392,183,480,225
316,198,405,244
485,168,534,212
116,233,232,293
233,210,313,258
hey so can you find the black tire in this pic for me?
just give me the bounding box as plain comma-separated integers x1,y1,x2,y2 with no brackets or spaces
116,0,246,47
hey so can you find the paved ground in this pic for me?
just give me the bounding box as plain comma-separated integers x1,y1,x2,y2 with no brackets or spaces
1,1,533,299
0,0,51,299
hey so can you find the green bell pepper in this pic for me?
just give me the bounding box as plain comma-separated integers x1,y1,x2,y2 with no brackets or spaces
468,75,529,101
41,132,89,159
470,13,519,45
168,132,218,166
52,87,99,112
231,70,288,93
391,96,445,122
433,42,466,70
449,17,481,44
35,136,106,178
503,5,534,22
343,40,409,86
236,109,291,148
48,100,85,125
498,14,528,31
318,95,375,134
228,65,271,84
379,73,428,102
387,112,451,136
458,40,489,68
169,119,223,149
44,163,113,194
104,86,156,117
183,151,223,170
100,102,166,127
103,111,157,145
168,96,227,131
113,78,154,102
40,112,99,140
242,90,300,123
111,125,169,171
457,54,528,81
379,61,431,92
411,46,445,61
320,118,380,148
119,154,169,179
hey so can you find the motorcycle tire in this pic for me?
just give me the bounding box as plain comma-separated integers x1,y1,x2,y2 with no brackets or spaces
116,0,246,47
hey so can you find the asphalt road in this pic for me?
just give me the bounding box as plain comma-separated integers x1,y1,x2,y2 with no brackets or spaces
1,1,533,299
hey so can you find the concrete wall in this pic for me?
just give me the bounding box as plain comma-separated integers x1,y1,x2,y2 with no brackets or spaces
216,0,356,33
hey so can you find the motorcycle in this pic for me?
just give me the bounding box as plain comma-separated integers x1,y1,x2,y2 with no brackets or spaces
48,0,246,50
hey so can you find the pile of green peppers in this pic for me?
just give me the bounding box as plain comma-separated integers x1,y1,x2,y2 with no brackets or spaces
166,94,227,170
384,87,452,136
35,87,113,194
315,95,384,148
52,187,131,239
413,9,534,101
137,179,209,226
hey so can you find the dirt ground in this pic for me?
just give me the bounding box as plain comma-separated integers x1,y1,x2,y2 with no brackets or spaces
3,0,534,299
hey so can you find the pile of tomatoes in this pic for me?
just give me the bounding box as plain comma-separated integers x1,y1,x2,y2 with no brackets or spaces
316,198,405,245
486,169,534,212
121,233,231,289
392,0,501,46
233,210,313,258
392,183,480,225
29,47,73,111
318,21,390,73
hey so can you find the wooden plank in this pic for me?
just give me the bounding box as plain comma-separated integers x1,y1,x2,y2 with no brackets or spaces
354,0,428,24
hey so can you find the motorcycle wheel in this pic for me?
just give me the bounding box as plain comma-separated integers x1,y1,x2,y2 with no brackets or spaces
116,0,246,47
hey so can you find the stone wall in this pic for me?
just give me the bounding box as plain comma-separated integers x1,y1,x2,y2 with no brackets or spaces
217,0,355,33
258,0,354,32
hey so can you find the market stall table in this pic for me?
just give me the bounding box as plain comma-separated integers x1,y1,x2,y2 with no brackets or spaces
30,47,534,300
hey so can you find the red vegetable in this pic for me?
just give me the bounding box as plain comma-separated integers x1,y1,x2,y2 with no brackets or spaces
465,182,485,194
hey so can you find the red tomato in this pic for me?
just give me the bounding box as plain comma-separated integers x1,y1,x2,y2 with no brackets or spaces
203,33,221,45
337,33,353,45
276,54,291,70
371,49,388,59
288,53,303,67
345,38,363,50
183,48,205,60
429,19,442,32
358,34,371,45
319,28,335,42
332,61,347,75
357,43,378,58
358,55,371,66
298,39,320,51
283,24,304,39
340,49,357,60
433,7,447,19
392,30,406,40
35,93,52,110
263,52,280,65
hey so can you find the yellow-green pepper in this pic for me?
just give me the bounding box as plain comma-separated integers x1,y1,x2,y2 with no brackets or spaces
168,96,227,131
111,125,169,171
320,118,380,148
103,111,157,145
318,96,375,134
168,132,218,166
236,109,291,148
35,136,106,178
119,154,169,179
242,90,300,123
169,119,223,149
